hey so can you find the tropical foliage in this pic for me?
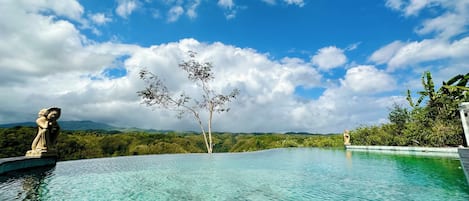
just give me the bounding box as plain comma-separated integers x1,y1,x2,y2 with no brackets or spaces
352,72,469,147
0,127,343,161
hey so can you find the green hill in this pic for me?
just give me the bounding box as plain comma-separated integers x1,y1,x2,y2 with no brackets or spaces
0,120,118,131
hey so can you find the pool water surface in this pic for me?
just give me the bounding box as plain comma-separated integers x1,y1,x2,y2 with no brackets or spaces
1,148,468,200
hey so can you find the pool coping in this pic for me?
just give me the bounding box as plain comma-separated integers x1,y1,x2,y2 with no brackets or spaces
0,156,57,175
345,145,459,157
458,148,469,185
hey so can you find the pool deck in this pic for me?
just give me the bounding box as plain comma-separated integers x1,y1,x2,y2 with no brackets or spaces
0,156,57,175
346,145,459,157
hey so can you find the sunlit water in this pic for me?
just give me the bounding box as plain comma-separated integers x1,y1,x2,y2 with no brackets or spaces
1,148,468,200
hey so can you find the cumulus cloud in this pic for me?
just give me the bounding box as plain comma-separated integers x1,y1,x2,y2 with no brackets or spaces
311,46,347,70
340,66,396,94
0,2,106,79
0,0,406,133
285,65,399,131
0,35,395,133
116,0,138,18
0,0,140,120
19,0,85,21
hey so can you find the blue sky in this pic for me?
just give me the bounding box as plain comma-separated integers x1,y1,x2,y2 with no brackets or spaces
0,0,468,133
83,0,417,62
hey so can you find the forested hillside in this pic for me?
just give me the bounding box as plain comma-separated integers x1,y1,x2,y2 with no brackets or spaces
0,127,342,161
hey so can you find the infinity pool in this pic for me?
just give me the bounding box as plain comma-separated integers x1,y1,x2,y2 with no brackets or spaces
1,148,468,200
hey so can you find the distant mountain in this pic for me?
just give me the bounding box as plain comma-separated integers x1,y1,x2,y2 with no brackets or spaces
0,120,119,131
60,121,118,130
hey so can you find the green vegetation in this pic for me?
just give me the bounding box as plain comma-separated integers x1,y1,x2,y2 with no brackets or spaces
352,72,469,147
0,127,343,161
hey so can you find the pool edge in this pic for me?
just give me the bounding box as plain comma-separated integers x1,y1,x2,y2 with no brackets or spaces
345,145,459,157
458,148,469,185
0,156,57,175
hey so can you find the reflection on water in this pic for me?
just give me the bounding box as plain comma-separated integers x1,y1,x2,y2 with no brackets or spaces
0,165,55,200
345,150,353,168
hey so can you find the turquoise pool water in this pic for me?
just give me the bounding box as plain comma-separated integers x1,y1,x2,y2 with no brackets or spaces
1,148,468,200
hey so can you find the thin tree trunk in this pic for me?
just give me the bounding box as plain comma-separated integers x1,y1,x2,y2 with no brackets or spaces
193,111,211,153
208,102,214,154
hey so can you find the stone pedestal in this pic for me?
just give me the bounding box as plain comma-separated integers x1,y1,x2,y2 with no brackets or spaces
25,150,57,158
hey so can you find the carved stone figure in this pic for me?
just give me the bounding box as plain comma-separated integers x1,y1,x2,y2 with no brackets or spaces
343,129,351,146
26,107,61,157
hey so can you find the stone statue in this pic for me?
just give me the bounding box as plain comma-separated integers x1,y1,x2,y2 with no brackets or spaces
26,107,61,157
343,129,351,146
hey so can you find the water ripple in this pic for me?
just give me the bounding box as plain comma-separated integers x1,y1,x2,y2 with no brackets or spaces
1,148,468,200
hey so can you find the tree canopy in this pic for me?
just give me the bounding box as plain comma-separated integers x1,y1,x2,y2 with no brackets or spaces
353,71,469,147
137,51,239,153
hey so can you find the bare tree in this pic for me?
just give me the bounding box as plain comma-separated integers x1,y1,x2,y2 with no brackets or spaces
137,51,239,153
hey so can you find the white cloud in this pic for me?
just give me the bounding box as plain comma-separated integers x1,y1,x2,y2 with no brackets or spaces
285,65,399,132
385,0,436,16
0,0,411,134
90,13,112,25
416,12,468,39
378,0,469,71
311,46,347,70
345,42,361,51
293,90,402,132
0,3,101,78
217,0,238,19
116,0,138,18
284,0,305,7
18,0,85,21
387,37,469,71
385,0,469,39
340,66,396,94
225,11,237,20
0,0,140,114
369,41,406,65
404,0,432,16
168,6,184,22
385,0,404,11
218,0,234,9
186,0,201,19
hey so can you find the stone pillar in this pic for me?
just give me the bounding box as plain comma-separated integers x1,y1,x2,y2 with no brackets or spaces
460,102,469,147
